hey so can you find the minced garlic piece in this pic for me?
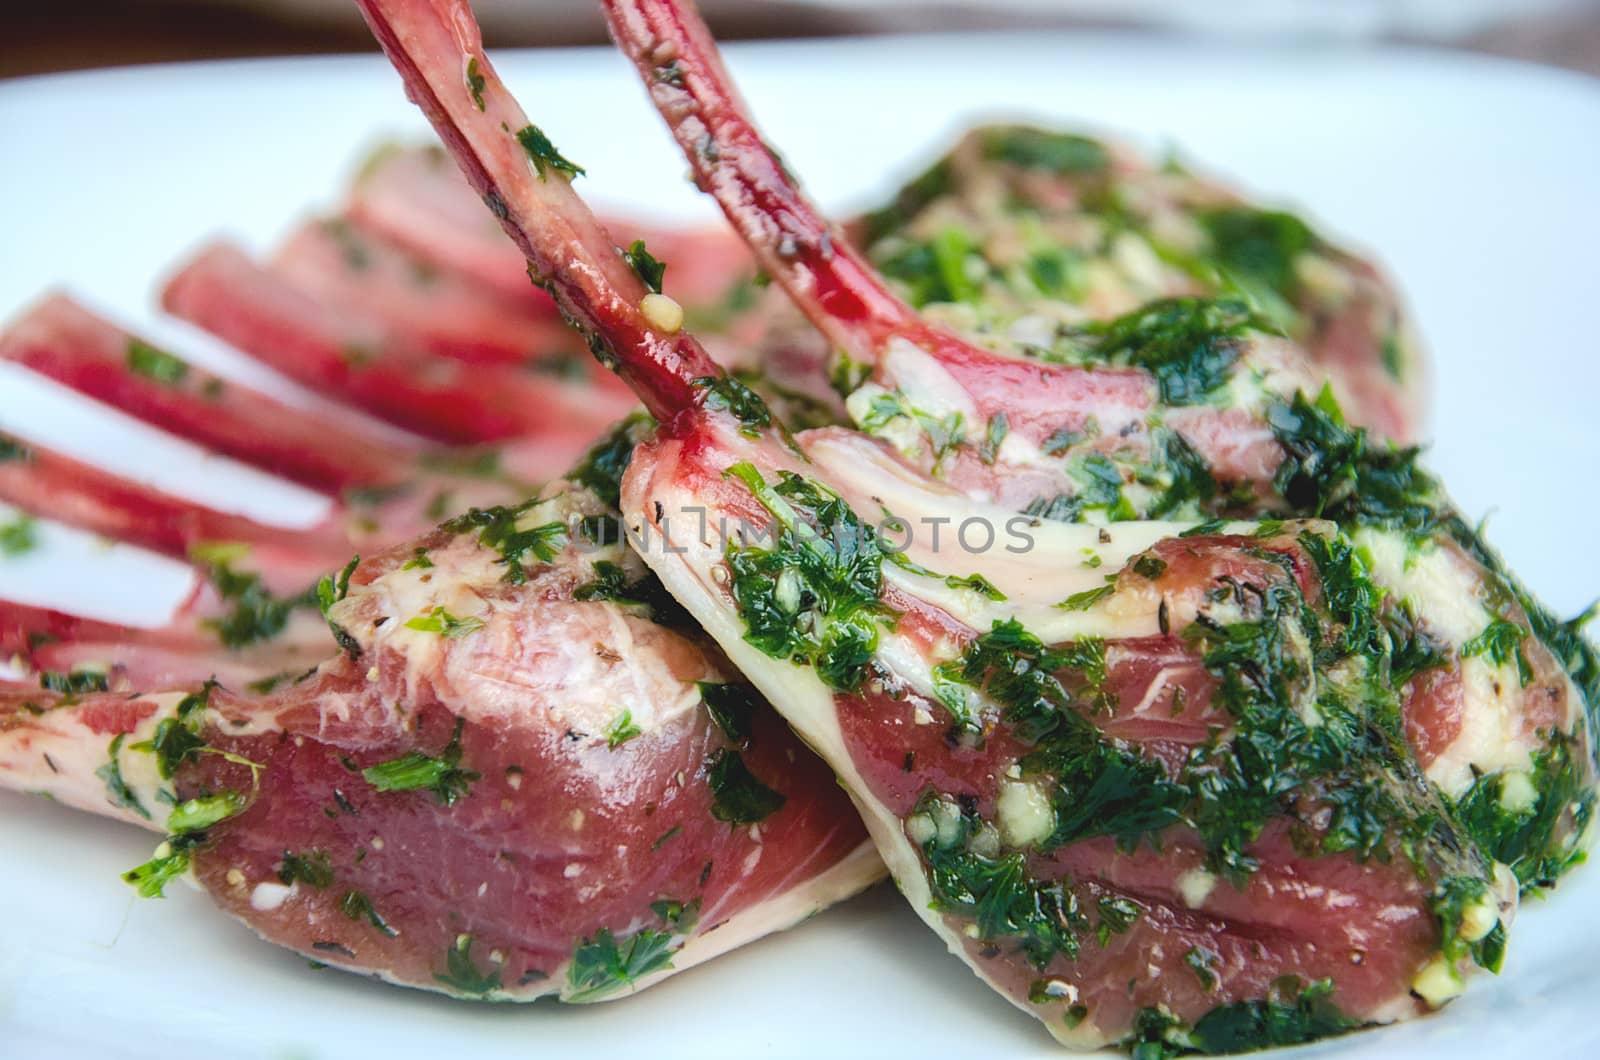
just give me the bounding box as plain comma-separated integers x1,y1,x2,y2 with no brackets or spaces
1412,956,1465,1008
641,292,684,334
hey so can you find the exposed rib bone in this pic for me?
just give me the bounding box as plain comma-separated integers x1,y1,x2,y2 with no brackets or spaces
354,0,722,422
163,242,635,442
1,294,414,493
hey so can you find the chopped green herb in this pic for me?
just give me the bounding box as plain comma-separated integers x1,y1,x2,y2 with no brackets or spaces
1461,612,1533,688
624,239,667,294
567,415,646,509
1131,555,1167,581
202,560,318,650
516,124,584,181
122,833,204,898
167,790,244,833
723,462,894,692
441,503,565,584
465,56,486,110
603,709,642,749
1184,945,1220,991
362,717,479,806
96,733,151,820
706,749,785,824
317,555,361,616
649,897,701,931
919,799,1087,970
126,338,189,385
0,434,31,463
691,376,773,436
279,850,334,889
982,126,1109,175
1431,874,1506,975
1070,297,1271,407
435,933,500,996
0,514,37,557
1056,584,1114,612
697,681,758,744
405,606,486,639
41,669,109,695
130,681,214,778
979,413,1009,465
1198,206,1317,302
566,927,675,1002
340,889,398,937
1095,895,1140,946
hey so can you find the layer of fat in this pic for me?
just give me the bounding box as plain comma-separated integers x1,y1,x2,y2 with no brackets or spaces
1426,657,1547,798
1357,526,1574,795
1356,528,1487,647
804,426,1223,642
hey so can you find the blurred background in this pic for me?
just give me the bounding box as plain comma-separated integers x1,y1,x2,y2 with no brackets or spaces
4,0,1600,80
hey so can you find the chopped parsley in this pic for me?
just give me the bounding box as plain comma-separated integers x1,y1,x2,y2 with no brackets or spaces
278,850,335,889
516,124,584,181
441,502,565,584
0,434,31,463
919,797,1087,970
1131,555,1168,581
981,126,1109,175
122,833,204,898
937,619,1182,847
723,462,895,692
979,413,1009,465
1198,206,1317,303
1184,945,1220,991
1095,895,1140,946
697,681,758,744
204,559,317,650
126,338,189,385
339,889,398,937
566,414,646,509
1460,612,1533,687
404,606,486,639
603,709,642,749
1128,977,1354,1056
1068,297,1271,407
0,514,37,557
1056,583,1114,612
362,717,479,806
706,749,785,824
166,791,245,833
691,376,773,436
435,933,500,996
623,239,666,294
130,682,214,778
566,926,676,1002
41,669,109,695
465,56,487,110
96,733,151,820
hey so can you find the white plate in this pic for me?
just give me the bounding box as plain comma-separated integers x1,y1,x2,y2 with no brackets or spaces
1,33,1597,1060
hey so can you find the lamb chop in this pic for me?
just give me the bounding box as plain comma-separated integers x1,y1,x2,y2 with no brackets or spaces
595,0,1595,892
847,124,1428,445
355,0,1595,1050
0,417,879,1000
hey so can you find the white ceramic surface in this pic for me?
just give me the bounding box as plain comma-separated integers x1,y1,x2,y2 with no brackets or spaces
0,34,1597,1060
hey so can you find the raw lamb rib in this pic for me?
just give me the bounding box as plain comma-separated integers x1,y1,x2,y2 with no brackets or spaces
0,141,880,1004
356,0,1596,1051
0,418,878,999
